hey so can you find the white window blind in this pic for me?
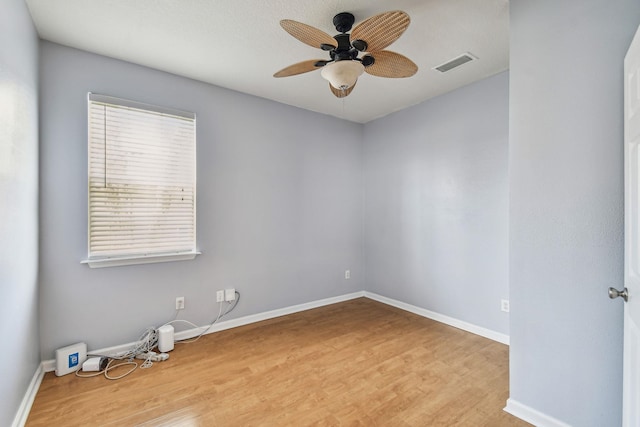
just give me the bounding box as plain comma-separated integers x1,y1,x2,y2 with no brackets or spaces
85,93,197,267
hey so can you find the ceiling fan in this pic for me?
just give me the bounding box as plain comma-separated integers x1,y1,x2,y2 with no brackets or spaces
274,11,418,98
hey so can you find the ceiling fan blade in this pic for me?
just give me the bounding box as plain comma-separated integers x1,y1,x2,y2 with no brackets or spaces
274,60,326,78
280,20,337,50
350,11,410,53
329,81,356,98
365,51,418,78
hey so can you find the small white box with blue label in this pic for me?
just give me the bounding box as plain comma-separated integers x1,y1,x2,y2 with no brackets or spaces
55,342,87,376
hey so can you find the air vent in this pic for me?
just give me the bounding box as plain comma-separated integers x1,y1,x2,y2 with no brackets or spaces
433,53,476,73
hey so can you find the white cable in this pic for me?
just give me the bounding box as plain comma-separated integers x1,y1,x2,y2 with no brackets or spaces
77,291,240,381
78,327,157,380
163,319,199,329
174,290,240,344
104,359,138,380
174,300,224,344
75,358,137,380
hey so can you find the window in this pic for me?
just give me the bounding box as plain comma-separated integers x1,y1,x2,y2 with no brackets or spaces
83,93,197,268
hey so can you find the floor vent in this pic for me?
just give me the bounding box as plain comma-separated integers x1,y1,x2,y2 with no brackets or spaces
434,53,476,72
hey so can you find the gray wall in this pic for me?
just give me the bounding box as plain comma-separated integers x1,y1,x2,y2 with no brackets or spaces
0,0,40,425
509,0,640,425
363,72,510,335
39,41,363,358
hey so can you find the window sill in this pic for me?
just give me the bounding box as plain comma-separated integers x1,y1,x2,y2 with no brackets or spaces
81,251,201,268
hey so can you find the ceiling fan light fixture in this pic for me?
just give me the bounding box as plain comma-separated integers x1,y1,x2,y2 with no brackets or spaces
320,60,365,90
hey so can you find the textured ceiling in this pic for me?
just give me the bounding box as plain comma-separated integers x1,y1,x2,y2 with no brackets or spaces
24,0,509,123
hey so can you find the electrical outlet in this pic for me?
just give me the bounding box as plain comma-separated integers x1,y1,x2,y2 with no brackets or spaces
225,288,236,301
345,270,351,279
176,296,185,310
216,290,224,303
501,299,510,313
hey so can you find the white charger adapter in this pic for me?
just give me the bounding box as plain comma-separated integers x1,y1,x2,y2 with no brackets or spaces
82,356,108,372
157,324,174,353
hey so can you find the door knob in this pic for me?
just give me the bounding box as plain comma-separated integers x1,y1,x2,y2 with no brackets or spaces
608,287,629,302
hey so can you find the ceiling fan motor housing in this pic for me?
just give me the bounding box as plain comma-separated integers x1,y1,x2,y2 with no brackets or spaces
331,34,358,61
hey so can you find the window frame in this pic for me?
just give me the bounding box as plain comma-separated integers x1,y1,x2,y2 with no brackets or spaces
82,93,199,268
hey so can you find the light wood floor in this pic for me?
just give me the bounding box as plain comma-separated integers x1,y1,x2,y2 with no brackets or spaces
27,298,530,426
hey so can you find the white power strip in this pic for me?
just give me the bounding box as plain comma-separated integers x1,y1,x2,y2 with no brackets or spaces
135,351,169,362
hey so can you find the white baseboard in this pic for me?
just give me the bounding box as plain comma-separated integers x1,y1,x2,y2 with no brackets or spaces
364,291,510,345
43,290,507,371
11,362,45,427
504,398,571,427
42,291,366,372
173,290,366,340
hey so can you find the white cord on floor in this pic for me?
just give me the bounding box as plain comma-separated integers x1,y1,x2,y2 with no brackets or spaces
76,291,240,381
75,358,137,380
